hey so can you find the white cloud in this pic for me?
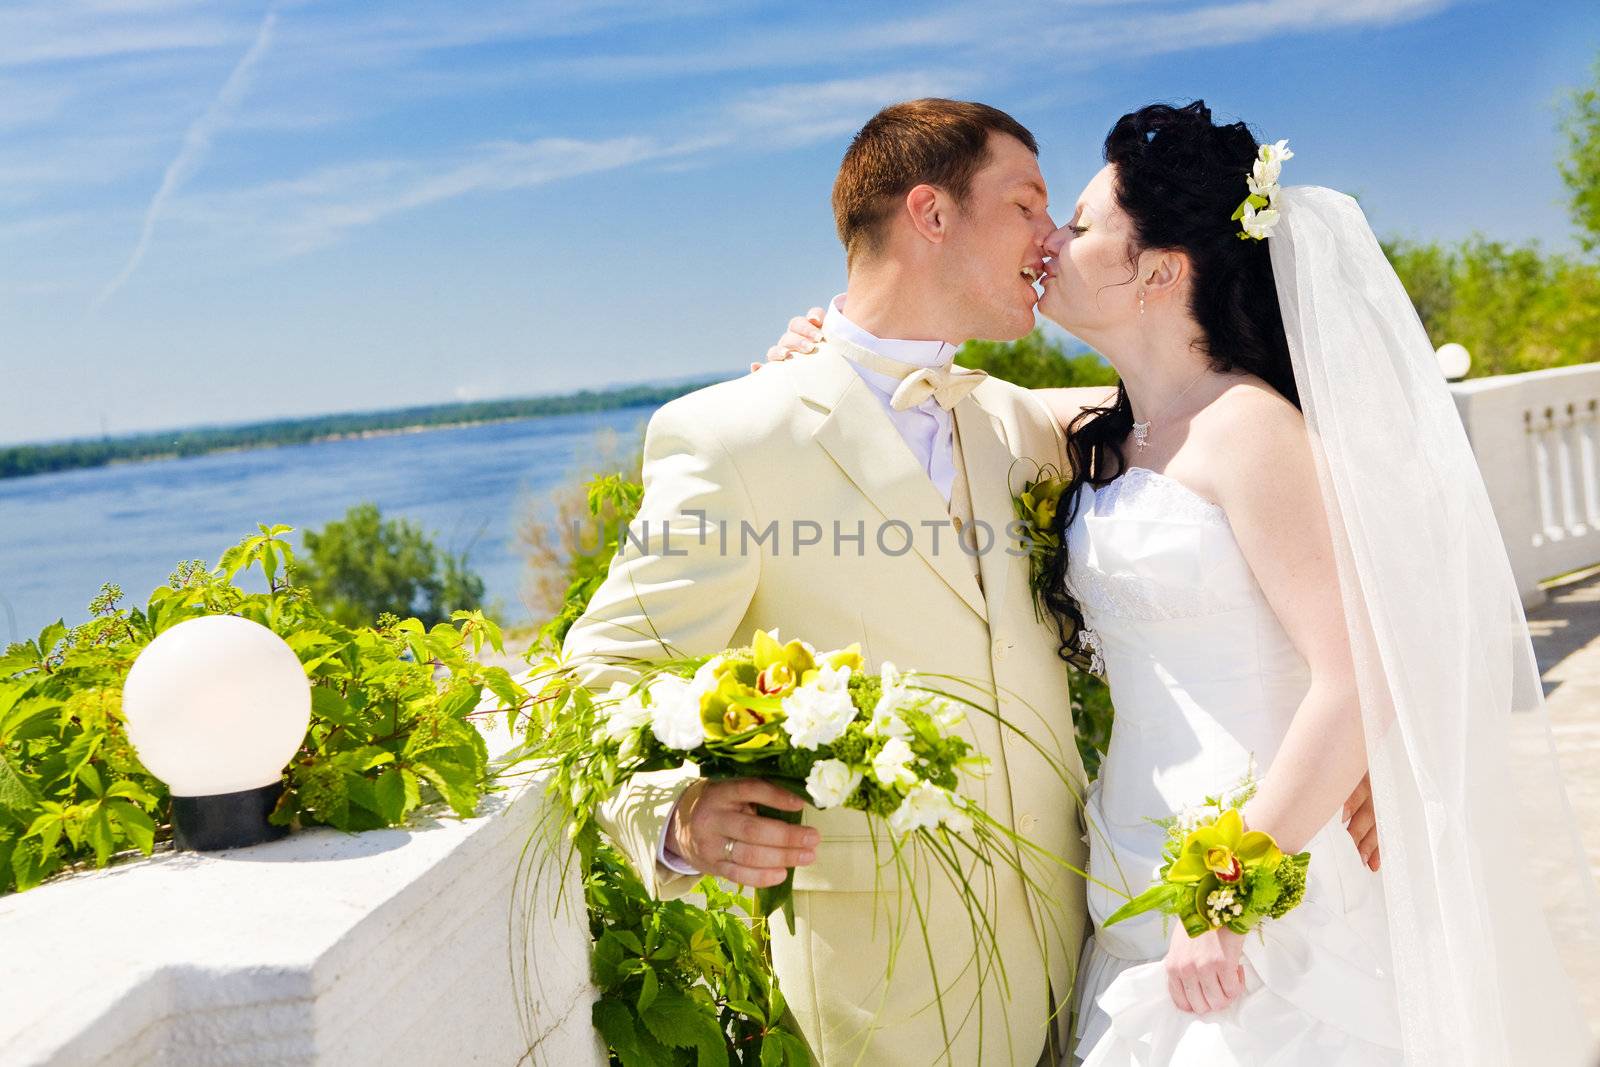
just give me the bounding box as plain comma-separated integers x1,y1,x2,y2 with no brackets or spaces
92,5,279,309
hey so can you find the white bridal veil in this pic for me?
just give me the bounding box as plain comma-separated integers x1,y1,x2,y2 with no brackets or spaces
1269,186,1598,1065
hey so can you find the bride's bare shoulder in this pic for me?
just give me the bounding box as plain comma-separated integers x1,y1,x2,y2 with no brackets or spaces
1034,385,1119,430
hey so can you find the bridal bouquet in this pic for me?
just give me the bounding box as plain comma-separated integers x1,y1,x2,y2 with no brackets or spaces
1104,781,1309,937
531,628,1016,931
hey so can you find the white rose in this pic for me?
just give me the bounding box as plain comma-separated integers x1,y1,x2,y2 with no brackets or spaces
600,681,651,741
647,675,705,750
888,783,972,835
781,680,857,749
805,758,863,810
870,736,918,789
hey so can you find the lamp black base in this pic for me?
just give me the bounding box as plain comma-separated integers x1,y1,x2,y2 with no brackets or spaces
171,782,288,852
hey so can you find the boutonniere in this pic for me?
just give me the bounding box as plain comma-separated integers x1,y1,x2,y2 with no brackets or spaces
1009,460,1070,620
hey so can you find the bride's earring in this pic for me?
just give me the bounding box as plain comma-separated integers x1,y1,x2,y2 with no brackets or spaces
1138,290,1146,316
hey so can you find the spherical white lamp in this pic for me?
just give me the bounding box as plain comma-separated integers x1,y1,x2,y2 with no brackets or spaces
1436,342,1471,381
123,615,310,851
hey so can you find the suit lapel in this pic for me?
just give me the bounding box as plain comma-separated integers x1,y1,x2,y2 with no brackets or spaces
792,346,988,620
954,389,1021,630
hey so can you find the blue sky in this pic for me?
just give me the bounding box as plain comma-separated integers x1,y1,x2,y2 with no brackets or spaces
2,0,1597,446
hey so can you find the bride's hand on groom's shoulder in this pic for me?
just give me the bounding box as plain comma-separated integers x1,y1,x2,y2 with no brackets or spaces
1163,924,1246,1016
750,307,824,372
668,777,819,887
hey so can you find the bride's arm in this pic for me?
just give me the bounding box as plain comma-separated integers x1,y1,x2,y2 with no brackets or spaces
1161,381,1369,1018
757,308,1123,431
1213,384,1367,854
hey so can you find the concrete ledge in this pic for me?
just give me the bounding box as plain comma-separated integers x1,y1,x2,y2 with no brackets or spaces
0,768,603,1066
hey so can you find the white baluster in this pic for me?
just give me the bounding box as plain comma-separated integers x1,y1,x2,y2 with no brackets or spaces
1556,402,1585,537
1532,407,1562,545
1580,398,1600,531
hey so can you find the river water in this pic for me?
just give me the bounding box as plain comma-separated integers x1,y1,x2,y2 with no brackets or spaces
0,406,656,643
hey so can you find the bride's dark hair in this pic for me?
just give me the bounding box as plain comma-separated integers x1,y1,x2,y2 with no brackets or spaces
1042,100,1300,665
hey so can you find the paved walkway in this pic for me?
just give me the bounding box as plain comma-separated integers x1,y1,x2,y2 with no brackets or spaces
1524,567,1600,1033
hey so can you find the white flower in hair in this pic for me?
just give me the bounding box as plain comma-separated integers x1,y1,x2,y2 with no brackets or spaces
1233,139,1292,241
1259,139,1294,164
1240,202,1281,241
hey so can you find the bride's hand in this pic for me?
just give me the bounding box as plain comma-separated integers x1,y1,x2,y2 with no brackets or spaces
749,306,825,372
1163,924,1246,1015
1342,772,1381,871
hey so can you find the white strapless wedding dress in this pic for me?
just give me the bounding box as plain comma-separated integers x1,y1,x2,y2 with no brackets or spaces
1065,467,1403,1066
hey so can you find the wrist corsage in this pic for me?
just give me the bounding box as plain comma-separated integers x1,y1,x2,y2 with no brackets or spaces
1105,782,1310,937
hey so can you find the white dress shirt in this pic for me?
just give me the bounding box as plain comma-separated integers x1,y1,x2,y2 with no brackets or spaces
657,294,961,875
821,293,961,502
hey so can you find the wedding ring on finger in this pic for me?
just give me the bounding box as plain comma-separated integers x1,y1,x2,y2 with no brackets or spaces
723,838,736,859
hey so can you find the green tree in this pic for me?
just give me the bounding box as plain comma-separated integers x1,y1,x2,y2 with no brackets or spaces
296,503,485,628
1561,54,1600,252
957,329,1118,387
1386,236,1600,377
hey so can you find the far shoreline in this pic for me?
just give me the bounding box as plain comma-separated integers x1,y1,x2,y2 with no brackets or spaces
0,378,721,483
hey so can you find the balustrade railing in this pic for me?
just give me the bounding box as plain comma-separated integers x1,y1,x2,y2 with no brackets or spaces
1451,362,1600,608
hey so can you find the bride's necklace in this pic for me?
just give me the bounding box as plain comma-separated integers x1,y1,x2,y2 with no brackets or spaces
1130,368,1209,450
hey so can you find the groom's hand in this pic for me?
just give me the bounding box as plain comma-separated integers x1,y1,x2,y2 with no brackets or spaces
668,778,819,887
1341,773,1381,871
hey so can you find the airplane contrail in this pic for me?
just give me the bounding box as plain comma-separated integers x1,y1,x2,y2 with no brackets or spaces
91,7,279,312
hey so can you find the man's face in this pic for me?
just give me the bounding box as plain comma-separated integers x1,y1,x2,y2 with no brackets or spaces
941,132,1054,342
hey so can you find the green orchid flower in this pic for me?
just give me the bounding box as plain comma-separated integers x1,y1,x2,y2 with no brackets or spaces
751,629,817,695
1167,808,1281,886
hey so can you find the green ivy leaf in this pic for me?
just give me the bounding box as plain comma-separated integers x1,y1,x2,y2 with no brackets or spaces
371,766,406,823
0,751,40,816
311,686,364,731
636,965,659,1015
639,988,710,1050
107,799,155,854
411,756,478,817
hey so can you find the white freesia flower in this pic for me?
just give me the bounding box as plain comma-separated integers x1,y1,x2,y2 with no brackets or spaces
870,736,919,789
888,783,973,835
1251,157,1282,191
1240,202,1281,240
600,681,651,741
781,670,857,749
647,675,705,750
1258,139,1293,164
805,758,863,809
930,697,965,734
869,662,916,739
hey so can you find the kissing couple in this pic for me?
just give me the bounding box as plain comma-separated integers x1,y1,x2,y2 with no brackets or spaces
560,98,1595,1064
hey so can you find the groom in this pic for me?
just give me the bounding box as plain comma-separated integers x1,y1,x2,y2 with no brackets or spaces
563,99,1086,1065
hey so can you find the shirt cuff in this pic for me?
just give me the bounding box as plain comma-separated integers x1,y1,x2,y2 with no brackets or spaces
657,797,701,877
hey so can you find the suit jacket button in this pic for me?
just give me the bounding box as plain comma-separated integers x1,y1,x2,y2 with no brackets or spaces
992,637,1010,661
1018,813,1037,834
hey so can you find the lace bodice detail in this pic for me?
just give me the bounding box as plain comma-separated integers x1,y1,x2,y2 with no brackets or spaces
1064,467,1256,623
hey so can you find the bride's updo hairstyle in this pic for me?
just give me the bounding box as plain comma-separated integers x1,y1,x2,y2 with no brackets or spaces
1042,100,1299,666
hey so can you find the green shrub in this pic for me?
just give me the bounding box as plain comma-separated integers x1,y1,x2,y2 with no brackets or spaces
0,524,522,895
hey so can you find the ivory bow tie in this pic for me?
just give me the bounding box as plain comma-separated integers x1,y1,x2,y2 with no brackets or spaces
839,344,989,411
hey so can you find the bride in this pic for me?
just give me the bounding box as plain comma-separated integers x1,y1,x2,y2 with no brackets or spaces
765,101,1596,1064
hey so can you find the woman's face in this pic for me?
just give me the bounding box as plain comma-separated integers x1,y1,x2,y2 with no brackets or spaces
1038,164,1143,339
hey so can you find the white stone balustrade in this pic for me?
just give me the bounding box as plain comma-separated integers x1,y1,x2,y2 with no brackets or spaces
3,359,1599,1066
1451,362,1600,609
0,761,604,1066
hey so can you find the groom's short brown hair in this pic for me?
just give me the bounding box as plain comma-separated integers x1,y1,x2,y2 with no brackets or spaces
833,98,1038,265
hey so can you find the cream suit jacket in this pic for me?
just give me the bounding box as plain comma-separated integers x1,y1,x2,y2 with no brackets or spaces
561,342,1089,1066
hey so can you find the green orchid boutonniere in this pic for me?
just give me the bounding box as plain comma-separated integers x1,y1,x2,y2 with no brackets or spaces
1010,460,1071,620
